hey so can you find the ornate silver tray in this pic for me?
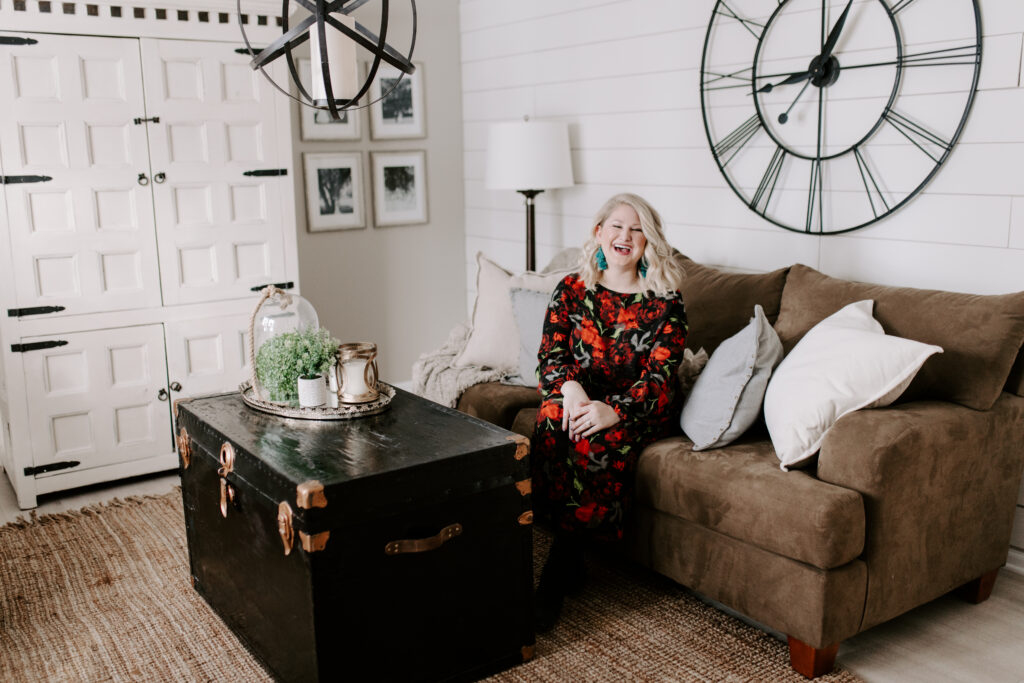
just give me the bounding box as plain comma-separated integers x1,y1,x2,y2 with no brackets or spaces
240,381,394,421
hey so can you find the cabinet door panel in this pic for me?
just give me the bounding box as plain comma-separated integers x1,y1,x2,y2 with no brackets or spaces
21,325,173,474
165,314,252,398
142,39,289,305
0,33,162,316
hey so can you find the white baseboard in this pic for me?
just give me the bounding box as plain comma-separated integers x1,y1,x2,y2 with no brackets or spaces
1006,548,1024,576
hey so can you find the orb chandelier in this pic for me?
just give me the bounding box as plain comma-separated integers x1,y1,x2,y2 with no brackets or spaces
238,0,417,121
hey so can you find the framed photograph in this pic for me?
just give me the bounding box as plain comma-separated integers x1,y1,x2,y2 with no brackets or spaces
303,152,365,231
298,59,361,141
368,63,425,139
371,151,428,226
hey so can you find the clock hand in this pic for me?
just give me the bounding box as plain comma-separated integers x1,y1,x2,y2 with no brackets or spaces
778,79,812,124
820,0,854,61
755,69,811,94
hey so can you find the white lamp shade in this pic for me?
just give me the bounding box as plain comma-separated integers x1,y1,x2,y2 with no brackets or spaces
485,120,574,191
309,15,359,102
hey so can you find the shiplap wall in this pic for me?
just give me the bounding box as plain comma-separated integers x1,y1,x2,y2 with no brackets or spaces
458,0,1024,564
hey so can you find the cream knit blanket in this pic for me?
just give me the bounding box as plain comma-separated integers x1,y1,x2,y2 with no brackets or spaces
411,322,506,408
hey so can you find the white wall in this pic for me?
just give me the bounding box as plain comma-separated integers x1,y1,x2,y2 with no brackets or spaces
295,0,465,384
459,0,1024,556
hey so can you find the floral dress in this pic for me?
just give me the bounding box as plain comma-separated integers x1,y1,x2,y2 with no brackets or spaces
532,274,688,542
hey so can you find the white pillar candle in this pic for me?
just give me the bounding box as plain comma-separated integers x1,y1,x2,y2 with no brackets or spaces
309,14,358,103
341,359,370,397
327,363,340,408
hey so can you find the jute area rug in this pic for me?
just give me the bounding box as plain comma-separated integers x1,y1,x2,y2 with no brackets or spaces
0,490,862,682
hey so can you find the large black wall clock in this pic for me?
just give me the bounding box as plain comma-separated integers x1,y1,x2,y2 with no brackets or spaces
700,0,981,234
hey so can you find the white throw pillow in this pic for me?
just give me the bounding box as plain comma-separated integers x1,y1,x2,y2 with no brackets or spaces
509,287,553,387
455,253,568,372
764,300,942,470
680,305,783,450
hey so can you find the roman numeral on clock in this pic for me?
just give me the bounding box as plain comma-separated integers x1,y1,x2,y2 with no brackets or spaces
806,159,823,233
713,114,762,165
751,146,786,213
715,1,765,39
853,148,890,219
883,110,951,163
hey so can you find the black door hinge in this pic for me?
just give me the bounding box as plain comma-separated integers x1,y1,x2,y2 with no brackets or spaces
24,461,80,476
0,37,38,46
243,169,287,177
8,305,65,317
250,281,294,292
11,340,68,353
133,116,160,125
1,175,52,185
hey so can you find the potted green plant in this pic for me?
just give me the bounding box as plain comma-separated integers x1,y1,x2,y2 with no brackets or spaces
255,326,339,406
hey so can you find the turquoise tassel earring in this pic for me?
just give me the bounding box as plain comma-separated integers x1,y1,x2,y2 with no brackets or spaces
595,247,608,271
639,258,649,278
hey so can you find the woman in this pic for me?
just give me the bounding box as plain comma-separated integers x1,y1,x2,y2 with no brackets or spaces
531,193,687,630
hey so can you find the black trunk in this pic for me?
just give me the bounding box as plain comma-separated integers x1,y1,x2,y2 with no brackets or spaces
176,389,534,682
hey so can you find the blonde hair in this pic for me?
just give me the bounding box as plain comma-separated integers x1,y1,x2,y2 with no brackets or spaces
579,193,685,297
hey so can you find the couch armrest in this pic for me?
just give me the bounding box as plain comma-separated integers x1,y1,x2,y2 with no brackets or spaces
816,392,1024,630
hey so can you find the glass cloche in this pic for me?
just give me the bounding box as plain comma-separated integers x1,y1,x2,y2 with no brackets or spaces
250,288,320,404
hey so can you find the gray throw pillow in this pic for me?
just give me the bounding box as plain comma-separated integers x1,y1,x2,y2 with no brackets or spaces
680,305,783,450
509,287,553,387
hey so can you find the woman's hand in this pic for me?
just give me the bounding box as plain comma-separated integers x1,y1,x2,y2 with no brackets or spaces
560,381,590,432
568,400,620,442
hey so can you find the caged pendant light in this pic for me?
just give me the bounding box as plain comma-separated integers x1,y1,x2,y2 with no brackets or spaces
238,0,417,121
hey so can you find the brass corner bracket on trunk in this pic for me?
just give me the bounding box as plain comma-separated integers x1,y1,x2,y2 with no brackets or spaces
506,434,530,461
514,479,531,496
277,501,295,555
296,480,328,509
517,510,533,526
177,427,191,469
300,530,330,553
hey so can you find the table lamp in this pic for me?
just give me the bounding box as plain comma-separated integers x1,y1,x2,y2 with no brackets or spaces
485,118,574,271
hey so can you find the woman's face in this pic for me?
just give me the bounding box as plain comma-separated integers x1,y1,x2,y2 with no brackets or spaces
596,204,647,271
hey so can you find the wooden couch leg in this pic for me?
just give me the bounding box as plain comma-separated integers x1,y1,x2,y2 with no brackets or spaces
787,636,838,679
955,568,999,604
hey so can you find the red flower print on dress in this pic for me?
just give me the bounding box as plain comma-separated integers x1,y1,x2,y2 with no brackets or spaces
575,501,598,523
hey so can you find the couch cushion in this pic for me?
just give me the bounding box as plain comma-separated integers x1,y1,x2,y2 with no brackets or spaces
774,264,1024,411
635,435,865,570
676,255,789,356
456,382,540,431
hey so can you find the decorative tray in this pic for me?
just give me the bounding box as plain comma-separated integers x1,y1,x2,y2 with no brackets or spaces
240,381,395,421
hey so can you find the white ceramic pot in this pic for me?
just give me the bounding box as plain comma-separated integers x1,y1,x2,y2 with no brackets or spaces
297,375,327,408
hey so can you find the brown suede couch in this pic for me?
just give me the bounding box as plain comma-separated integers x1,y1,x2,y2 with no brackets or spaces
456,257,1024,678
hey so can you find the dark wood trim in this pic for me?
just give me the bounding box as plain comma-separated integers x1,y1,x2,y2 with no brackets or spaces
787,636,838,679
955,567,999,604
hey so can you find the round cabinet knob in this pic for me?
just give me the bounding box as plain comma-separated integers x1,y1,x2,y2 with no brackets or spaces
137,173,150,186
154,172,166,184
170,381,182,392
157,388,169,401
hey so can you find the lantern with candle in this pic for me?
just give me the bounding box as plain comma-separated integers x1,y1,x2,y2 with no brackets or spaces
239,0,417,122
334,342,380,403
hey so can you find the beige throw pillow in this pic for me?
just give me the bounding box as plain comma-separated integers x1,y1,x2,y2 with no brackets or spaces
455,253,570,371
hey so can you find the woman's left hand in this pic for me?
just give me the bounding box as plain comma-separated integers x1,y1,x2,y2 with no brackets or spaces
568,400,620,441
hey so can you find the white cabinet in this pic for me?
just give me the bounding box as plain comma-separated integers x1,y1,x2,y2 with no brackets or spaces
0,9,298,509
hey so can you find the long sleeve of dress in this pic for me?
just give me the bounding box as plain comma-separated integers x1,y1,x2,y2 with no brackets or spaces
605,297,688,422
536,276,581,400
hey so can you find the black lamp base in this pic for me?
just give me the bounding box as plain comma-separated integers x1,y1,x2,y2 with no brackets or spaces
517,189,544,272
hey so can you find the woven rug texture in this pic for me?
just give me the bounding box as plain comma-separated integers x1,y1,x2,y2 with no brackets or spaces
0,490,862,682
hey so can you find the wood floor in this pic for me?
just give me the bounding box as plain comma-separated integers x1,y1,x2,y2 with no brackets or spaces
2,470,1023,682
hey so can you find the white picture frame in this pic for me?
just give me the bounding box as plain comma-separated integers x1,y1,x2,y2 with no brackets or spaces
298,59,362,141
304,152,365,232
371,151,428,227
368,63,425,140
